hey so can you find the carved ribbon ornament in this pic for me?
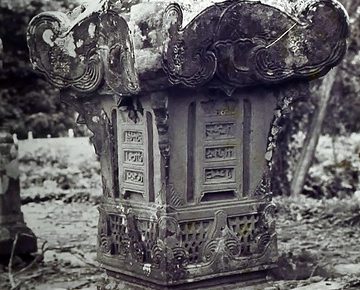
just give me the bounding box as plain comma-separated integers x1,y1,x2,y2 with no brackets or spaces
27,5,139,95
163,0,349,89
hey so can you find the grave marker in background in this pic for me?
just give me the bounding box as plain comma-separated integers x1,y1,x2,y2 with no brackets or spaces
0,130,37,259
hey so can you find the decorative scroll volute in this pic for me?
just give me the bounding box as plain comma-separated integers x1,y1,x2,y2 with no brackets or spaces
163,0,349,90
27,2,139,95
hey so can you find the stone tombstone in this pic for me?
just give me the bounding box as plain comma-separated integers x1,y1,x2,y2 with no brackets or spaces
0,130,37,258
27,0,349,288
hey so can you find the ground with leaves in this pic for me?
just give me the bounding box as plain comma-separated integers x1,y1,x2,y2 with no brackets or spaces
0,136,359,290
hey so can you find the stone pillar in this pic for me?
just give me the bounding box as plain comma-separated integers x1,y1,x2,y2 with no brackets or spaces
27,0,349,288
0,130,37,259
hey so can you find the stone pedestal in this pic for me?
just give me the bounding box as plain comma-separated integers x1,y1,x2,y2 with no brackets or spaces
27,0,348,288
0,131,37,259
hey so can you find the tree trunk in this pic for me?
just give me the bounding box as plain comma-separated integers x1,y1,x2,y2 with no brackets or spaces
290,68,337,196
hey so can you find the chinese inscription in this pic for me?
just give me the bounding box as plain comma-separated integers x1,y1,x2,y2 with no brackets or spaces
124,130,143,144
205,146,235,161
124,170,144,185
205,168,235,183
124,150,144,164
205,123,235,139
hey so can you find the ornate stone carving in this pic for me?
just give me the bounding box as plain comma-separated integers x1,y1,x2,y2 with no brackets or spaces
27,0,348,287
61,92,117,199
27,1,139,95
205,146,235,161
127,212,146,263
163,0,348,92
158,184,185,208
204,168,235,184
265,81,310,169
253,170,271,197
253,202,277,248
202,211,242,264
98,208,111,255
151,216,189,280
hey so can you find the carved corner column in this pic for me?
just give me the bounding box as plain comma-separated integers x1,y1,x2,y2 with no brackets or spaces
27,0,349,288
0,130,37,258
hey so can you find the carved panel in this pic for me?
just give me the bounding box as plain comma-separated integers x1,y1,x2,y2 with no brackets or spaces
205,146,236,161
179,220,212,264
205,123,236,140
193,95,243,202
124,150,144,164
124,131,144,144
98,208,274,273
228,214,259,255
117,109,154,201
204,168,235,184
124,170,144,185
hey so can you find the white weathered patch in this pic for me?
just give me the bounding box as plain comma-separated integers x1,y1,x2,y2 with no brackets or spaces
143,263,152,276
92,116,100,123
53,31,77,58
88,22,96,38
76,39,84,48
42,29,54,47
5,160,20,179
0,176,9,195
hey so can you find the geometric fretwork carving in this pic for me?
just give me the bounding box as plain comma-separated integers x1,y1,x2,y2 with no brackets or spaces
137,219,158,261
98,207,275,277
228,214,260,255
108,214,128,256
179,220,213,264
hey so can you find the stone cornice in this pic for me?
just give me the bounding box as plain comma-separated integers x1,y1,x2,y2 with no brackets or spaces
27,0,349,96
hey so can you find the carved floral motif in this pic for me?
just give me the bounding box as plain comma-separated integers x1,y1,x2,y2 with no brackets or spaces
163,0,348,92
202,211,242,263
27,3,139,95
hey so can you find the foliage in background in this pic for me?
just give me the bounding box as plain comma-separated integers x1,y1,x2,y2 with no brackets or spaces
19,139,101,203
324,1,360,135
0,0,84,139
272,0,360,197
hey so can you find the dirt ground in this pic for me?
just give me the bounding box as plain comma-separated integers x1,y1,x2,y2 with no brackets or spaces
0,137,359,290
0,195,359,290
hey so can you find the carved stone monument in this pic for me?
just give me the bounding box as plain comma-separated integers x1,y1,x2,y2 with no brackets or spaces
0,130,37,259
27,0,348,288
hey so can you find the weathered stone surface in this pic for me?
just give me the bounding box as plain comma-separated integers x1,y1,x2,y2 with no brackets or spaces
163,0,348,92
0,131,37,258
27,0,139,95
27,0,348,94
26,0,349,287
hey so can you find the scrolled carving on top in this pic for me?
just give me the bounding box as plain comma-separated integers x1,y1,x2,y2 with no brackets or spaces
27,0,139,95
163,0,349,90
